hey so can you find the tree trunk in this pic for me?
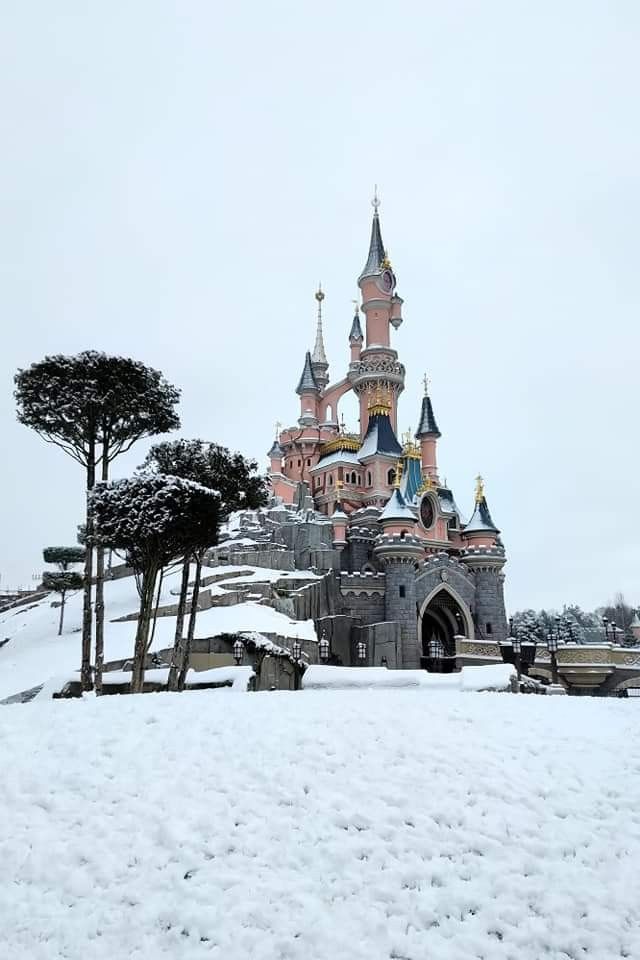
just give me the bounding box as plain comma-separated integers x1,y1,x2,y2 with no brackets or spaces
94,441,109,696
81,437,96,691
177,555,202,690
57,590,66,636
147,568,165,653
131,566,158,694
168,556,190,691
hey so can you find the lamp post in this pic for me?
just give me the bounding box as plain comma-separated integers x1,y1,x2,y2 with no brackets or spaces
602,617,619,644
511,634,522,681
356,639,367,664
233,637,244,666
319,631,330,663
428,637,444,673
292,637,302,690
547,632,559,685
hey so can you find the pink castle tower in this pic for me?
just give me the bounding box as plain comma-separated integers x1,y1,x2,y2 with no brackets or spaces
267,192,509,654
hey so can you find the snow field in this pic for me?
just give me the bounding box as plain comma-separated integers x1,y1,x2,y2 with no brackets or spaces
1,691,639,959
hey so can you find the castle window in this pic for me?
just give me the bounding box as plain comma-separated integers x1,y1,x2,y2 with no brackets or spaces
297,459,301,467
486,623,493,635
399,585,406,598
329,474,333,485
367,471,372,486
307,459,311,466
387,469,395,485
400,530,407,540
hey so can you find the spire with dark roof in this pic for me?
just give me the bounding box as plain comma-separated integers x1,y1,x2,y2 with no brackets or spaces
464,475,499,534
359,189,386,280
296,351,320,395
349,305,364,343
415,375,441,438
311,286,328,366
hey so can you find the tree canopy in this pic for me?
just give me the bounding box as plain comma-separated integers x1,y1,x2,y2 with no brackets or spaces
15,351,181,466
141,439,268,522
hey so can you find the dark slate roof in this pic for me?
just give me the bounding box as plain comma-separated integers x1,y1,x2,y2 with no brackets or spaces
349,309,364,342
295,351,320,395
358,412,403,460
359,213,386,280
415,395,441,438
267,439,284,458
464,497,499,534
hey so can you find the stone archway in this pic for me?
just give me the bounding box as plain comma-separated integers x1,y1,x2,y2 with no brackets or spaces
418,584,473,672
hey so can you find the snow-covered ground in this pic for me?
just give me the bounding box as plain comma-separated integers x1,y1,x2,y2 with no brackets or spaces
0,569,316,701
1,690,638,959
303,663,515,691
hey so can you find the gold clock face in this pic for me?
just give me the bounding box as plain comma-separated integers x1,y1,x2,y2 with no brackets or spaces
420,495,434,529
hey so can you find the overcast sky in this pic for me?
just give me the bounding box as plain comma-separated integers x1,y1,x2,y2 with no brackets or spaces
1,2,638,613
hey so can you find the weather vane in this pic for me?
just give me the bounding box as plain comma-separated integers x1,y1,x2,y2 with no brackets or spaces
372,184,380,213
423,373,430,396
274,420,282,438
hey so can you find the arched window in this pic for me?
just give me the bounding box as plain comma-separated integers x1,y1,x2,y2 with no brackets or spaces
400,530,407,540
351,472,357,484
387,469,395,485
367,471,372,486
306,458,311,466
289,460,293,469
329,474,333,485
325,404,333,422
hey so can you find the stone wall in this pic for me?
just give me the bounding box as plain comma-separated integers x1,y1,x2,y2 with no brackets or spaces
353,621,402,668
383,561,420,668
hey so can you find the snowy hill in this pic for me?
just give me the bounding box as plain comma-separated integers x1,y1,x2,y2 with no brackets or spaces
0,563,317,701
1,690,638,959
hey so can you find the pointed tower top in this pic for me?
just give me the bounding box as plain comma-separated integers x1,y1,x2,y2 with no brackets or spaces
349,301,364,343
372,184,381,213
465,476,499,534
415,383,441,439
296,351,320,395
311,284,328,365
359,191,386,280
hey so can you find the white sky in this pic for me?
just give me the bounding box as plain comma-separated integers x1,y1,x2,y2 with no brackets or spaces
1,2,638,613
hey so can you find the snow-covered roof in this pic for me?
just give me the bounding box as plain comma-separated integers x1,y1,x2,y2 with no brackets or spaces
464,496,499,534
309,450,361,471
380,487,416,523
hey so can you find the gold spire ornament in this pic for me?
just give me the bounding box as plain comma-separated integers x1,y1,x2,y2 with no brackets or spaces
381,249,392,269
475,474,485,503
367,383,392,416
417,472,435,495
393,460,403,489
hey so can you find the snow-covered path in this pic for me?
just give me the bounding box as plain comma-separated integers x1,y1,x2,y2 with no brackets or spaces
1,691,639,959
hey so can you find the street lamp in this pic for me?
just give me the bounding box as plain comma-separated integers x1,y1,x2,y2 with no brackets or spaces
292,638,302,661
511,635,522,680
356,639,367,663
233,638,244,665
319,631,330,662
547,632,559,684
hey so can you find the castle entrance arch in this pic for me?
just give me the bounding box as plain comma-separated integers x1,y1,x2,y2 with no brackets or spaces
418,586,472,673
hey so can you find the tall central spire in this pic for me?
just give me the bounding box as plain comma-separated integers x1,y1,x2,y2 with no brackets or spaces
359,187,386,280
311,284,327,365
310,284,329,390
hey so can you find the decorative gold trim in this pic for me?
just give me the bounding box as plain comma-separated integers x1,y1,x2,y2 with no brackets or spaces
417,473,436,494
475,474,485,503
319,435,360,456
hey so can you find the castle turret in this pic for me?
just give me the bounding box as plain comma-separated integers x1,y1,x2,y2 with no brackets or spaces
267,437,284,475
375,466,425,668
415,375,441,485
349,304,364,363
350,190,405,434
460,476,508,642
296,351,320,425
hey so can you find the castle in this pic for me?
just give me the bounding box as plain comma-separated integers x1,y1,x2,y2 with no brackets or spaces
265,195,508,668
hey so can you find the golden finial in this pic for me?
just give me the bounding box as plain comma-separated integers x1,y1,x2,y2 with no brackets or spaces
475,474,485,503
381,249,392,269
393,460,403,489
372,184,380,213
417,472,435,494
423,373,430,396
